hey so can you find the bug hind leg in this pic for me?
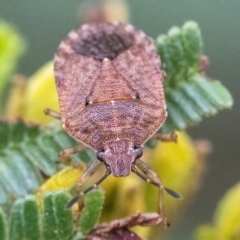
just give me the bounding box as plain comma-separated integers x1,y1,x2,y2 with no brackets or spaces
56,145,89,164
44,108,61,119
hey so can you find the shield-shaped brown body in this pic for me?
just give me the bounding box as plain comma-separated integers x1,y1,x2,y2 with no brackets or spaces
54,22,167,176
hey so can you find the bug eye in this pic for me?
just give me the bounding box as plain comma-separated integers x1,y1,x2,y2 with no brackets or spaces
135,149,143,159
97,151,104,161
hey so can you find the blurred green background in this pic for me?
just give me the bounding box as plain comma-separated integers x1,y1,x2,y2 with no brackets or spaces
0,0,239,239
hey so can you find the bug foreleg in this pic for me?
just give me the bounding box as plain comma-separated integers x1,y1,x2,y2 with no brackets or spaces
80,165,111,195
76,160,102,193
150,132,177,142
133,159,167,225
66,160,106,209
133,159,181,227
135,159,180,198
44,108,61,119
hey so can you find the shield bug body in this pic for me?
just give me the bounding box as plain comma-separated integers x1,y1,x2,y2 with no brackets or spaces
48,22,180,224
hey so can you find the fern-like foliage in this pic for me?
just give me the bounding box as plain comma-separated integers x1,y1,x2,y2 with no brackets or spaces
0,120,94,206
0,190,104,240
156,22,233,132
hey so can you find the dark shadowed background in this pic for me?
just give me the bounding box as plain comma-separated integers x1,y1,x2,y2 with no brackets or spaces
1,0,239,239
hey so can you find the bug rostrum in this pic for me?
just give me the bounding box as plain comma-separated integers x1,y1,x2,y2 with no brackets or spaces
46,22,180,224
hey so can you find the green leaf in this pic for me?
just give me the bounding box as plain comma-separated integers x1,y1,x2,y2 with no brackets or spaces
0,120,95,206
43,191,73,240
7,191,73,240
166,88,202,125
178,81,218,116
194,76,233,109
156,21,233,132
72,232,86,240
23,196,41,240
145,139,158,149
9,196,40,240
0,208,7,240
0,183,8,205
9,199,24,240
181,21,202,72
78,189,105,236
1,190,105,240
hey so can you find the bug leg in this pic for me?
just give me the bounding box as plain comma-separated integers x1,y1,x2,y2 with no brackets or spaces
57,145,89,163
131,160,168,227
150,132,177,142
81,165,111,195
44,108,61,119
133,159,180,227
133,159,181,199
76,160,105,194
66,161,110,210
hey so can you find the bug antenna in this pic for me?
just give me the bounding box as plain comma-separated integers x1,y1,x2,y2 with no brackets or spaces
131,166,181,199
66,195,79,208
66,166,111,208
164,187,181,199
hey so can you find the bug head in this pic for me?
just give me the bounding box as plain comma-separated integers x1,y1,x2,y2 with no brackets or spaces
97,140,143,177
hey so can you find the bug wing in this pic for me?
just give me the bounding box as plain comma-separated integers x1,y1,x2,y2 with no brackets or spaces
113,30,166,109
111,29,167,142
54,38,101,125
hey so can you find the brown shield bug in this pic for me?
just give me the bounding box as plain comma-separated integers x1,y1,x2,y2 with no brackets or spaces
45,22,180,224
